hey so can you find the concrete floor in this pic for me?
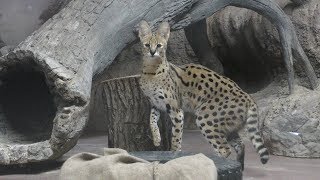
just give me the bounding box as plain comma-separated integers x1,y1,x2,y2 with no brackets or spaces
1,130,320,180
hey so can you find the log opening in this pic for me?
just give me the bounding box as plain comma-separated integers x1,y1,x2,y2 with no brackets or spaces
0,49,90,164
0,63,56,144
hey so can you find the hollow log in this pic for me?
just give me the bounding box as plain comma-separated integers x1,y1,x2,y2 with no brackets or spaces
0,0,316,164
101,76,171,151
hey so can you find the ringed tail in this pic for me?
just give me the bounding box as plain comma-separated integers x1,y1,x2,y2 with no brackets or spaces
246,102,269,164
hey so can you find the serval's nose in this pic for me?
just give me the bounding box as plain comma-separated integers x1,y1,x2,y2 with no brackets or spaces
150,50,156,56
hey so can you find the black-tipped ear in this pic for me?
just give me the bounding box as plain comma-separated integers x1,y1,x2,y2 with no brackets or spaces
157,22,170,41
138,20,152,40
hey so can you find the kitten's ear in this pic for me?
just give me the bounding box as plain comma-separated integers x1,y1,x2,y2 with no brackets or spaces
157,22,170,41
138,20,152,40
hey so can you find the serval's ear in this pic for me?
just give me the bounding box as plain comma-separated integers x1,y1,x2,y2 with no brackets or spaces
157,22,170,41
138,20,152,40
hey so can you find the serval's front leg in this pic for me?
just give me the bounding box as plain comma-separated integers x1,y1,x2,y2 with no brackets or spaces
166,105,184,151
150,107,161,146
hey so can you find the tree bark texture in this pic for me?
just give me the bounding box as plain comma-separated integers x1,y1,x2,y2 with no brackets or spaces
101,76,171,151
0,0,316,164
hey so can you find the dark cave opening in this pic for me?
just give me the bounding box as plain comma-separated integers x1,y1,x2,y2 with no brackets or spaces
0,66,56,144
220,47,275,94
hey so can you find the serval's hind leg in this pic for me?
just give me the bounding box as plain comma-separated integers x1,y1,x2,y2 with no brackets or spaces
195,111,231,158
167,107,184,151
228,132,245,171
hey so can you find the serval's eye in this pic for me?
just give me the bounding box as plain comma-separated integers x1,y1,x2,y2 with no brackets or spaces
157,44,162,48
145,44,150,47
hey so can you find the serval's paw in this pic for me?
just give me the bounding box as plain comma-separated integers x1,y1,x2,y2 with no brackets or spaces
153,137,161,146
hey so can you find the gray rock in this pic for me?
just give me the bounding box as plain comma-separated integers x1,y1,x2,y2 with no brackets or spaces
299,119,319,133
206,0,320,90
252,83,320,157
305,142,320,154
0,38,5,49
0,45,14,56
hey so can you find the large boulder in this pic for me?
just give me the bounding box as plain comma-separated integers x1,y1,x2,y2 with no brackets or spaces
252,81,320,157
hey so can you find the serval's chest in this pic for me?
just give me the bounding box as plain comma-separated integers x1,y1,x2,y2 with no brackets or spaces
139,72,179,111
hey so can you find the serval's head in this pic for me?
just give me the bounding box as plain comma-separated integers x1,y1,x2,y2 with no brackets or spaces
138,20,170,60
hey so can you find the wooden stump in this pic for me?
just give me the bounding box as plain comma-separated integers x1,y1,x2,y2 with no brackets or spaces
101,75,171,151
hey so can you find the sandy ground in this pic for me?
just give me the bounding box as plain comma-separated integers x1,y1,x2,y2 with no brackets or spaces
1,130,320,180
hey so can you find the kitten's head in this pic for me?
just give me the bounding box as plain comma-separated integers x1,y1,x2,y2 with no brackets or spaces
138,21,170,59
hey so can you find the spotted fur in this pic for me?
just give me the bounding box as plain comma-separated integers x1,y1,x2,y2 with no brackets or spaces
138,21,269,168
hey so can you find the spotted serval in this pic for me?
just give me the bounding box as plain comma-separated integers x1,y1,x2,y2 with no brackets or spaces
138,20,269,168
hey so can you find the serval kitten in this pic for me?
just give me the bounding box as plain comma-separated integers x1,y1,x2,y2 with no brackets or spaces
138,20,269,169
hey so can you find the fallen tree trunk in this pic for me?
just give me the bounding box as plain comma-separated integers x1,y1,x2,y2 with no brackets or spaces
0,0,316,164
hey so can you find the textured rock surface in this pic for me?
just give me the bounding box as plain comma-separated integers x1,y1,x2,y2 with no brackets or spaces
0,38,14,56
206,0,320,91
0,38,5,49
252,82,320,157
0,45,14,56
205,0,320,158
290,0,320,76
207,0,320,157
